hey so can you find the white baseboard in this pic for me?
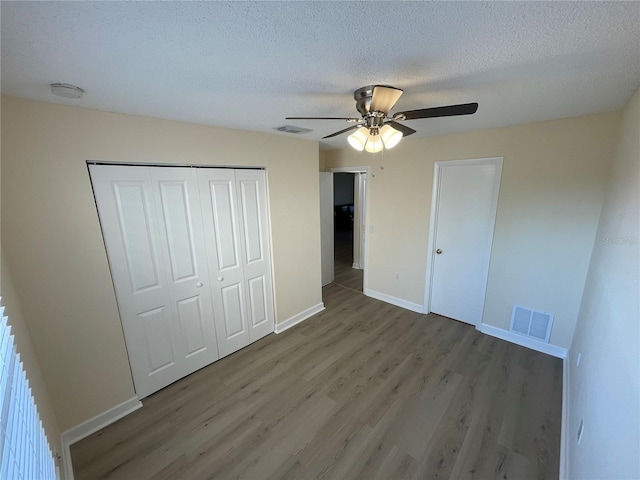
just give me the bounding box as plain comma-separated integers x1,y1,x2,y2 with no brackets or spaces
274,302,325,334
364,288,426,314
60,396,142,480
560,355,570,479
477,323,568,359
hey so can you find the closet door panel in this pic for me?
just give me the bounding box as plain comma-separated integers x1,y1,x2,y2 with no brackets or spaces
90,165,182,398
248,276,268,328
210,180,241,270
139,306,176,373
176,296,207,357
198,169,250,357
150,168,220,375
238,179,264,263
113,182,161,293
235,170,275,341
158,181,198,282
221,284,246,337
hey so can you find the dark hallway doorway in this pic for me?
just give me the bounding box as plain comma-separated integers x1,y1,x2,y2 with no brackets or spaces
333,173,363,292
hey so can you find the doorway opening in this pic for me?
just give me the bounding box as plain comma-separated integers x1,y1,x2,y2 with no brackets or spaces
331,171,367,292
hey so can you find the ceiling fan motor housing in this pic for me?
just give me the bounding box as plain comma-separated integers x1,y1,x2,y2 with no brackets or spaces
354,84,401,116
354,85,376,116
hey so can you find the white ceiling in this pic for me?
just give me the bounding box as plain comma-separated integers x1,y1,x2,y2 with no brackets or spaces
2,1,639,149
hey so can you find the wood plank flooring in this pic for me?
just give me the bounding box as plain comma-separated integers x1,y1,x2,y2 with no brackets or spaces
333,231,363,292
71,284,562,480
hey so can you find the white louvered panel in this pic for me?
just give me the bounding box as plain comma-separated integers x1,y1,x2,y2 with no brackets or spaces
0,299,56,480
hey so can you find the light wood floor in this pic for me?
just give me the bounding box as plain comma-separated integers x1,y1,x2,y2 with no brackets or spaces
71,284,562,480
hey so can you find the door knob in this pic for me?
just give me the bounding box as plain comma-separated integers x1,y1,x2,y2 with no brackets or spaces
196,282,203,288
218,276,224,282
436,249,443,254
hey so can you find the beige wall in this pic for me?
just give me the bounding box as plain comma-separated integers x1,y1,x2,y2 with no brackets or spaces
1,96,322,431
325,112,619,348
1,95,62,456
567,88,639,479
319,149,328,171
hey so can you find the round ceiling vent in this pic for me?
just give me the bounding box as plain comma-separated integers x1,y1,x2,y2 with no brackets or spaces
50,83,85,99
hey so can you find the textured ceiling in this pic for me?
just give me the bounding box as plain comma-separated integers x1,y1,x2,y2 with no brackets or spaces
2,1,639,149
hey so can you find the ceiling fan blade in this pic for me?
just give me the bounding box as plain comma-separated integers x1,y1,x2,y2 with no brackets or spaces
322,124,361,139
286,116,361,122
386,120,416,137
370,86,404,115
396,102,478,121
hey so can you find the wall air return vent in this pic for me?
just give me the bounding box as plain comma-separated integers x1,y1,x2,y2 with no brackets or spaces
509,305,554,343
274,125,312,134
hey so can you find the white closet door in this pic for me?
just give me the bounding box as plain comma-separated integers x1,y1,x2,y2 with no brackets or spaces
198,169,274,357
235,169,274,342
90,165,219,398
198,169,250,357
149,168,220,375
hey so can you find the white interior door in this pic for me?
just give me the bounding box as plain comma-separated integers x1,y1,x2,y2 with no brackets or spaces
90,165,219,398
198,169,274,357
429,158,502,325
319,172,334,286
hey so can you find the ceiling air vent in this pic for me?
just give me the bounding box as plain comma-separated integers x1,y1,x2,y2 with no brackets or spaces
274,125,312,134
509,305,554,343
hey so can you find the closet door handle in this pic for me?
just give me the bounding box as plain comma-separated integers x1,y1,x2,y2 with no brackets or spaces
218,276,224,282
196,282,204,288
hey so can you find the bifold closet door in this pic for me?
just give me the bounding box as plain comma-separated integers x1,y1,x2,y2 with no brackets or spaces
90,165,220,398
198,168,275,358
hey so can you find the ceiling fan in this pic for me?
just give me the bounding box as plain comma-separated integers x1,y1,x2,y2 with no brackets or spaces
286,85,478,152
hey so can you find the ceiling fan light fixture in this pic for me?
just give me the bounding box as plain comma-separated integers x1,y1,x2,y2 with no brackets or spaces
347,127,368,151
364,134,383,153
380,124,403,149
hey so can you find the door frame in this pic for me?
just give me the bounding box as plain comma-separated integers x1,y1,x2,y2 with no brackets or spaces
422,157,503,324
319,172,335,286
328,166,370,292
352,172,367,270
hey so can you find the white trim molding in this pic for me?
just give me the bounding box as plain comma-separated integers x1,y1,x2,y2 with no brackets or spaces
365,289,427,314
60,396,142,480
274,302,325,334
477,323,568,359
560,356,570,479
327,166,369,174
